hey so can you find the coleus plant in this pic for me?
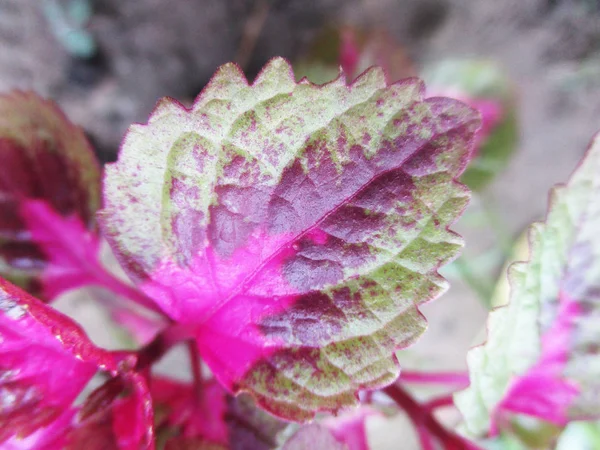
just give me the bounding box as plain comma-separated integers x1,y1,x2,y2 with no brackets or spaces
0,54,596,450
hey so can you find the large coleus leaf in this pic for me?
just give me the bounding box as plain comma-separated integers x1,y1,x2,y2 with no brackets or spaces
101,57,480,420
455,132,600,438
0,91,101,298
0,277,117,445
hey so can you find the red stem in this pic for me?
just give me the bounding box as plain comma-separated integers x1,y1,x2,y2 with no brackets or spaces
384,384,482,450
135,323,197,370
400,370,470,388
188,341,204,403
415,424,435,450
424,394,457,411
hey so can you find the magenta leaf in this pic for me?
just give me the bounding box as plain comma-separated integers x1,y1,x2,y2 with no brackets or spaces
0,277,117,445
102,57,480,420
2,409,76,450
0,91,101,298
456,132,600,438
19,199,103,299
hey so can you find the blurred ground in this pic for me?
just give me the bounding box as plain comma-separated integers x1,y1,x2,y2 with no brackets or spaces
2,0,600,448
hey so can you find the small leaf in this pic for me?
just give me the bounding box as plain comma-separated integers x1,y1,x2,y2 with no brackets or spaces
66,373,155,450
21,199,160,313
0,277,117,444
0,91,101,298
456,132,600,437
102,57,480,420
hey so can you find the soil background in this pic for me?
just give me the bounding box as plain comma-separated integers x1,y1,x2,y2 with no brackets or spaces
2,0,600,448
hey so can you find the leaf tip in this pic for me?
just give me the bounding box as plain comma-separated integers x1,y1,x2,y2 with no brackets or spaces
253,56,296,86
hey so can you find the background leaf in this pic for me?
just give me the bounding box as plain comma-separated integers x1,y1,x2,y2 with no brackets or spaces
293,26,416,85
0,91,101,298
455,132,600,438
424,60,518,191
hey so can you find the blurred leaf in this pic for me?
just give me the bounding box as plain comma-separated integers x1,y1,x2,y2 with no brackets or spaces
456,132,600,438
0,91,101,299
556,421,600,450
294,26,416,84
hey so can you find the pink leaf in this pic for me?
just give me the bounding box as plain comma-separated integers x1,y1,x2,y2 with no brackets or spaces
0,277,117,444
456,132,600,437
21,199,159,313
2,409,76,450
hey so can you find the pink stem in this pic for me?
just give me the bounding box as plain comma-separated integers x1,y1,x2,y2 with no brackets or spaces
384,384,482,450
400,371,470,388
